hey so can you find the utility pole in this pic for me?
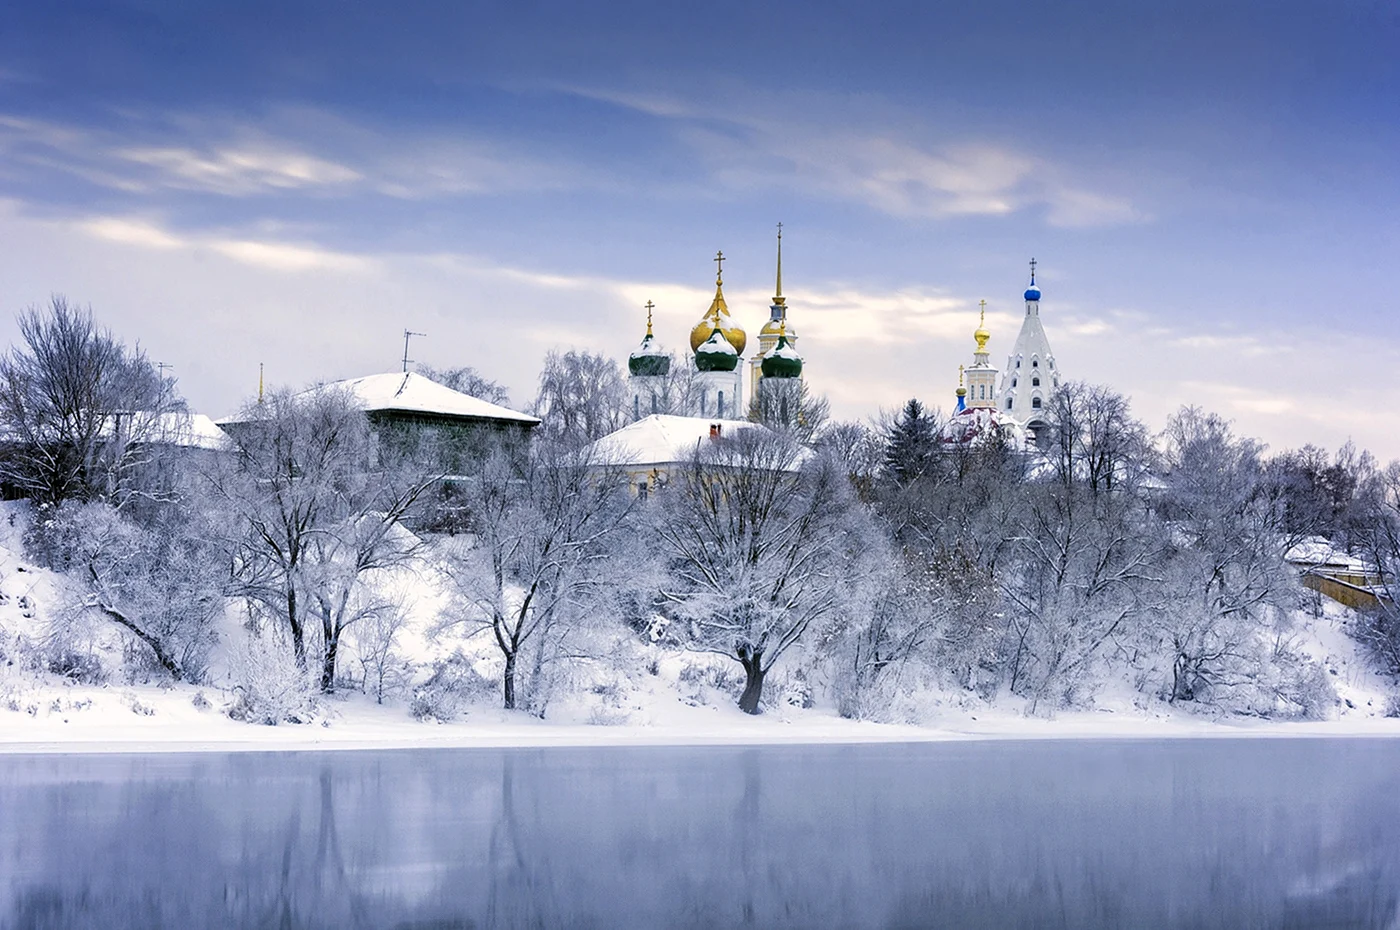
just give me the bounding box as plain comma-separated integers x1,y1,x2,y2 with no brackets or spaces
402,329,426,373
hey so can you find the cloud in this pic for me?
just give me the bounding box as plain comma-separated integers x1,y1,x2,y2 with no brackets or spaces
74,212,374,273
114,145,362,195
0,108,581,202
564,84,1148,227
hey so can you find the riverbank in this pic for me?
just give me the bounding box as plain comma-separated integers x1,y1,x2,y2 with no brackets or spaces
3,678,1400,755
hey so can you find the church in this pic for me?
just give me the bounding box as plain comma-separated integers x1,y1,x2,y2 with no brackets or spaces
622,228,1061,453
941,259,1061,449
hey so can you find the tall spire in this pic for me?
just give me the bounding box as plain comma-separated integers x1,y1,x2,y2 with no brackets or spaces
773,222,785,307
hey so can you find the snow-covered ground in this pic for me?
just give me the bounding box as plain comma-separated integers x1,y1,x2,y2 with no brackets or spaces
2,501,1398,755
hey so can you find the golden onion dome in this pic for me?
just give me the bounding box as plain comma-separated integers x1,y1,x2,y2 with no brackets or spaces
689,253,747,355
974,299,991,353
759,316,797,343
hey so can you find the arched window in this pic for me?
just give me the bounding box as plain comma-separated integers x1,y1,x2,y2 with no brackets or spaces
1016,359,1021,369
1032,396,1042,409
633,396,640,419
979,384,985,399
1011,378,1017,388
1032,359,1039,368
651,394,659,414
1032,376,1040,387
1006,398,1013,410
717,390,725,417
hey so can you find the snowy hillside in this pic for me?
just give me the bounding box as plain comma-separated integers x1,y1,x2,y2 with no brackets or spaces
1,494,1397,752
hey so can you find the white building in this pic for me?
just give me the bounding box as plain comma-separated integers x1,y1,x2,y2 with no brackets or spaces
997,259,1060,438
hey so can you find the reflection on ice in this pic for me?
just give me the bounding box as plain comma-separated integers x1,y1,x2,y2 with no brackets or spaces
1,739,1398,928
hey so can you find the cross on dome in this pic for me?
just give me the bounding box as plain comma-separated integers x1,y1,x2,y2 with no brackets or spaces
714,250,725,283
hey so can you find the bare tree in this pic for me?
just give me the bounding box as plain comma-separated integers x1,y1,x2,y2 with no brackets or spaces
1002,386,1162,710
532,349,628,448
38,499,223,682
1154,408,1300,705
416,364,511,406
0,297,183,507
216,387,437,690
655,430,863,714
443,433,634,712
748,378,830,445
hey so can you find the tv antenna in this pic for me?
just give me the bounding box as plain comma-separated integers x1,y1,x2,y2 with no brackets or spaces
402,329,427,373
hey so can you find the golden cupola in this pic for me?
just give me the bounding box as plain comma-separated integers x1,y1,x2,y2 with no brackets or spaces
689,250,747,356
974,299,991,356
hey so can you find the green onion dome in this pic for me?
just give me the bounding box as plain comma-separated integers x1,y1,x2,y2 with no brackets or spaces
628,332,670,377
760,331,803,379
695,327,740,372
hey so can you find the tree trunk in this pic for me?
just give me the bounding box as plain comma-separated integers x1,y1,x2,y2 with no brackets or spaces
92,603,183,682
503,651,517,710
287,587,306,670
320,631,339,693
737,652,766,715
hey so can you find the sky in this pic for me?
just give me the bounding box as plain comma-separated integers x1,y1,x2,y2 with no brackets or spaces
1,0,1397,460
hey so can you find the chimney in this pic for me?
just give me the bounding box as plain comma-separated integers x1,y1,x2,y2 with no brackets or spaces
709,423,722,440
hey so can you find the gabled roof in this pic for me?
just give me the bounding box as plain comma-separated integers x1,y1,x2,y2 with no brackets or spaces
587,414,762,467
335,372,539,425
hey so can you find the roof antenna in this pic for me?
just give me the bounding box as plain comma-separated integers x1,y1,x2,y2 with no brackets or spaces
402,329,426,373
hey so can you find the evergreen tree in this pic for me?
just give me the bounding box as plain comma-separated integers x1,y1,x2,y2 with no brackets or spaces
882,398,935,483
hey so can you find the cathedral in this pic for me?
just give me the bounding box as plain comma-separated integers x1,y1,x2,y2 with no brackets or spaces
623,229,1059,448
627,227,804,427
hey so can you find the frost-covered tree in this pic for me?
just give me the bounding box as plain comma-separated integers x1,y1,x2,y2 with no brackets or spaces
36,499,223,682
747,378,831,446
0,297,184,507
1154,408,1301,705
655,430,864,714
1003,386,1162,710
216,387,437,690
1351,460,1400,673
416,364,511,406
532,349,628,448
443,433,634,712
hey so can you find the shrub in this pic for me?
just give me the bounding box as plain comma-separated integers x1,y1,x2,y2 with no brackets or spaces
410,651,496,721
227,633,318,726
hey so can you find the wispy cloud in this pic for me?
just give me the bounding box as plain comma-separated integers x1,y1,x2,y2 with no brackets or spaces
563,85,1148,227
75,213,374,273
0,108,582,202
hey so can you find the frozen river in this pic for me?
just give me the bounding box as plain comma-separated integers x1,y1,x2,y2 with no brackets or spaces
2,739,1398,928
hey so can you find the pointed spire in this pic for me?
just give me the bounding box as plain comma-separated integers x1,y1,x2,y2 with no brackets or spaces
773,222,786,307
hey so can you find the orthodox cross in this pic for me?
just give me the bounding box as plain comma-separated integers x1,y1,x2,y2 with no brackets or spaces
714,250,725,282
1029,257,1037,282
979,298,987,324
644,300,655,335
776,221,782,240
402,329,427,373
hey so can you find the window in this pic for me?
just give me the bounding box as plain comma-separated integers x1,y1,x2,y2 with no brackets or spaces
1032,396,1042,409
1016,359,1021,368
717,391,725,417
651,394,659,414
1032,376,1040,387
637,481,649,502
633,396,639,419
1032,359,1039,368
1049,360,1055,370
1006,398,1013,410
1011,378,1017,388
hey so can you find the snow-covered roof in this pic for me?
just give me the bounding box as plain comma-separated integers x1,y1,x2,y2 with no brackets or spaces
322,372,539,425
587,415,764,467
165,413,229,450
1285,536,1375,574
938,406,1027,449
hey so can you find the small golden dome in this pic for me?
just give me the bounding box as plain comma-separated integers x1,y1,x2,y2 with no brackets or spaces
974,299,990,353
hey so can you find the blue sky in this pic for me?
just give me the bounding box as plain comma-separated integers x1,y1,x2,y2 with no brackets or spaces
1,0,1397,458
